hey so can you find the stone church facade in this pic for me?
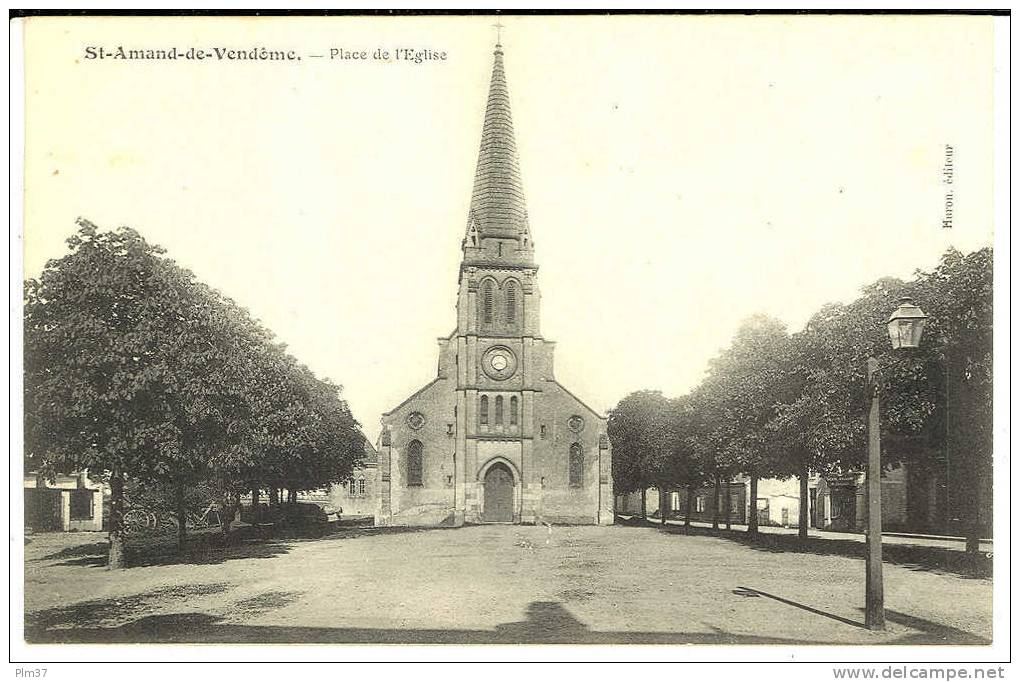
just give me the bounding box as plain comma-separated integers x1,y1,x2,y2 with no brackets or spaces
375,41,613,527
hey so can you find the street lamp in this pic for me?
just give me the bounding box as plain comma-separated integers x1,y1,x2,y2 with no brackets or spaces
887,297,929,350
865,296,928,631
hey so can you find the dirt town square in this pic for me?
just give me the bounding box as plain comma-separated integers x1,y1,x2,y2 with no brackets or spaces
25,523,991,645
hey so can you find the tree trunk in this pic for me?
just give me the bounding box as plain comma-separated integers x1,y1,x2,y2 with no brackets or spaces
799,459,810,541
108,467,126,569
954,368,984,557
251,487,261,527
748,473,759,536
712,472,721,532
288,488,297,505
175,480,188,554
640,488,647,520
659,486,667,525
220,490,235,541
724,477,732,531
685,484,694,532
966,464,982,555
269,487,279,506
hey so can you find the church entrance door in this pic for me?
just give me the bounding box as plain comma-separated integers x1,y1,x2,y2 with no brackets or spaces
482,463,514,523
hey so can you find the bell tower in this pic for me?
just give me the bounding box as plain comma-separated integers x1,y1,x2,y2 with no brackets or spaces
456,38,539,341
452,37,550,523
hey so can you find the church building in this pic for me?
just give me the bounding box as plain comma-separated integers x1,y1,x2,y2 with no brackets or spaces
375,40,613,527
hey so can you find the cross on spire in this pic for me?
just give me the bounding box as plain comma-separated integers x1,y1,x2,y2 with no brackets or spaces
492,17,504,47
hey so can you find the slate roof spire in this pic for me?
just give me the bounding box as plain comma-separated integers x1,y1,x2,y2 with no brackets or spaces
464,38,531,245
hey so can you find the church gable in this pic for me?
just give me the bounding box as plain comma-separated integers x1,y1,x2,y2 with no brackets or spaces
545,380,606,421
380,376,458,526
530,382,611,524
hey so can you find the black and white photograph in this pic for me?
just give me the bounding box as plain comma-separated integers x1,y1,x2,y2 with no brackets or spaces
9,9,1010,672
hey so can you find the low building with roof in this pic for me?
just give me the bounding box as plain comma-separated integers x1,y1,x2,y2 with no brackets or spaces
24,471,105,532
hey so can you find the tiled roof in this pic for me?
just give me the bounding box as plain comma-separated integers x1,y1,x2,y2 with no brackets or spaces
466,45,530,240
360,434,379,466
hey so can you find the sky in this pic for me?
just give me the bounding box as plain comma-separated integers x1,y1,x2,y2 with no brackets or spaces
21,15,998,441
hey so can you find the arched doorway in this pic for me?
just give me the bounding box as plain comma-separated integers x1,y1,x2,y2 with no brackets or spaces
482,462,515,522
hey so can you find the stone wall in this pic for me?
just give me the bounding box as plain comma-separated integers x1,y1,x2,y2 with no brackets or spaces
327,464,378,517
377,373,459,527
376,373,612,526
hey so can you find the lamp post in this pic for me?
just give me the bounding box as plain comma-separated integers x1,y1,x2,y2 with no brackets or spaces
865,297,928,631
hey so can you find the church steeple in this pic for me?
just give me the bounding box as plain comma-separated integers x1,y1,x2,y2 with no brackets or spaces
375,31,613,530
462,39,534,265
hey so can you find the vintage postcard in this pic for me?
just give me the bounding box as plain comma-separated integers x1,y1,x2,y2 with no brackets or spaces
10,10,1010,669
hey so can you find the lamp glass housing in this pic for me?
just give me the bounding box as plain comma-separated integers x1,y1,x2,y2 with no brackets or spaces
887,299,928,349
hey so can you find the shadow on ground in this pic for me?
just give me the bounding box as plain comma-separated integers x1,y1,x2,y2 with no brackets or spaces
38,542,109,562
733,587,989,645
29,524,446,569
32,535,293,569
25,598,988,645
25,583,234,632
621,517,992,579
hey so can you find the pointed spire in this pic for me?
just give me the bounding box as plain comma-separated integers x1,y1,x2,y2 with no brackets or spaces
465,39,530,243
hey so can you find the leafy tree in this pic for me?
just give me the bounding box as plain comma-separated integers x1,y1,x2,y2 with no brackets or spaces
161,264,362,539
904,248,992,551
608,390,670,520
245,345,362,517
762,248,991,549
608,247,992,549
24,220,365,562
684,388,734,531
25,221,211,566
271,364,362,503
663,395,709,531
701,315,791,535
763,329,832,540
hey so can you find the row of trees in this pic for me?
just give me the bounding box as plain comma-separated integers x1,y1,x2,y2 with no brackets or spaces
25,220,365,567
610,247,993,551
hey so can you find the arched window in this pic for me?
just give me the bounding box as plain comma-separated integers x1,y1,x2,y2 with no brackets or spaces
569,443,584,488
482,280,494,325
495,396,504,425
480,395,489,425
407,440,424,487
510,396,519,425
505,281,517,323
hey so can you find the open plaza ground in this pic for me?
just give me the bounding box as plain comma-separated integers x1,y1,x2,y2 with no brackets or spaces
23,521,992,645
